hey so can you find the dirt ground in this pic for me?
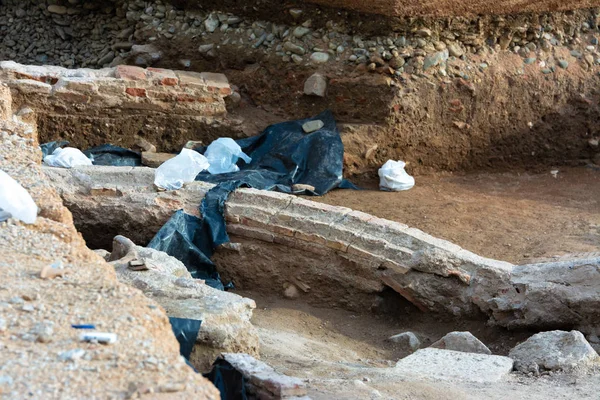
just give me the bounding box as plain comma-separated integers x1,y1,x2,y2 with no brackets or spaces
241,291,600,400
314,166,600,264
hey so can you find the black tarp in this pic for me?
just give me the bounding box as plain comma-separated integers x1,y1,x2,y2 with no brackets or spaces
83,144,142,166
40,140,69,158
194,110,356,248
204,358,248,400
41,142,141,166
147,210,224,290
147,111,355,288
168,317,202,361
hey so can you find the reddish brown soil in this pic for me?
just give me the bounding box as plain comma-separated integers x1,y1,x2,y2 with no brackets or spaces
315,167,600,263
308,0,600,17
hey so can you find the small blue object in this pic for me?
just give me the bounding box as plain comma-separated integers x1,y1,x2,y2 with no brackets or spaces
71,324,96,330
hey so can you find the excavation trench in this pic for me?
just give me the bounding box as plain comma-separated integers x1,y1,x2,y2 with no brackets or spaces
2,54,598,383
3,1,600,398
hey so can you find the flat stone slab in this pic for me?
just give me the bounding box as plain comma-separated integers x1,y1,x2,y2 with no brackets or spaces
395,348,514,383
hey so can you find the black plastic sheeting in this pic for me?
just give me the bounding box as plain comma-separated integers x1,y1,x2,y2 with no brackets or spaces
194,110,356,248
40,140,69,158
40,141,141,167
204,359,248,400
168,317,201,361
83,144,142,167
148,210,224,290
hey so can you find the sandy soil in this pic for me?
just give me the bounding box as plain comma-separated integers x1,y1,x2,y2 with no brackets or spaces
314,167,600,264
241,291,600,400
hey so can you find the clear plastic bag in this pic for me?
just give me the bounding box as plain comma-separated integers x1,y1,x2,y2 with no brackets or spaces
0,169,38,224
378,160,415,191
204,138,251,174
154,148,210,191
43,147,93,168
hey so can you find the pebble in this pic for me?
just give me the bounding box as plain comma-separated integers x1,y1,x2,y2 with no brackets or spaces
302,120,324,133
47,5,67,15
204,14,219,33
293,27,310,38
284,42,305,55
59,349,86,362
283,284,299,299
448,43,464,58
31,321,54,343
310,52,329,64
22,304,35,312
570,50,583,58
289,9,303,19
524,57,536,64
558,60,569,69
423,50,449,70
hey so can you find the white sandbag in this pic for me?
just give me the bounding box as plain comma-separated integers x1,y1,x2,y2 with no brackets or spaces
154,148,210,191
0,169,38,224
43,147,93,168
378,160,415,191
204,137,252,174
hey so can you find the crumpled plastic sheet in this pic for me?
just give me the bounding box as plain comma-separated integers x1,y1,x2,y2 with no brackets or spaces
194,110,356,248
204,358,248,400
168,317,202,361
147,210,224,290
83,144,141,167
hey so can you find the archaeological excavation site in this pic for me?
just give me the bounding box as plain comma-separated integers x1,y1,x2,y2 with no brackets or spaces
3,0,600,398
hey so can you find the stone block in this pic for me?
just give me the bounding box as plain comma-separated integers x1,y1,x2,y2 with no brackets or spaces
221,353,307,398
176,71,207,88
9,79,52,95
200,72,231,95
395,348,514,383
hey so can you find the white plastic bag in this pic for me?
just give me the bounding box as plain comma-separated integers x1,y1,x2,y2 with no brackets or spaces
378,160,415,191
154,148,210,190
204,138,251,174
0,169,38,224
43,147,93,168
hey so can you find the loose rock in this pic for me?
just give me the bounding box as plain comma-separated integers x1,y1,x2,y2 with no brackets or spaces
509,330,599,372
302,120,324,133
430,331,491,355
310,52,330,64
303,73,327,97
388,332,421,352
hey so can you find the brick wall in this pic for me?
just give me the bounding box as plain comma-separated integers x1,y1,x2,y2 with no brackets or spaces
0,61,230,117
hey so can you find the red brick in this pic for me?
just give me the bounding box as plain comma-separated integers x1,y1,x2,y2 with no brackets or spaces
115,65,147,81
125,87,147,97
